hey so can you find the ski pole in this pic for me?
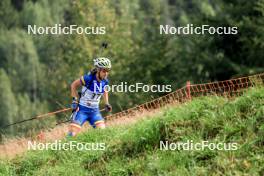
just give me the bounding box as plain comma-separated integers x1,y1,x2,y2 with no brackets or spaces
3,108,72,128
55,108,106,126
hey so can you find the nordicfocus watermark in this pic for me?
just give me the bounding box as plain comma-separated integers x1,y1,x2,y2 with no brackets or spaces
160,140,238,151
160,24,238,35
27,24,106,35
94,82,172,93
28,140,106,151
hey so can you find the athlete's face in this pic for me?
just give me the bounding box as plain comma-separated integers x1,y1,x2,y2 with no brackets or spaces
99,68,109,79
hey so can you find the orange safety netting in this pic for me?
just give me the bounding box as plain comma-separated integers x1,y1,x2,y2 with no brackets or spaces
104,72,264,121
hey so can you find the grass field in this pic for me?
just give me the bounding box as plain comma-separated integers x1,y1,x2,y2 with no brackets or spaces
0,87,263,176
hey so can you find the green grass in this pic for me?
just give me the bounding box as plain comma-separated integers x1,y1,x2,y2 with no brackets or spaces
1,87,264,176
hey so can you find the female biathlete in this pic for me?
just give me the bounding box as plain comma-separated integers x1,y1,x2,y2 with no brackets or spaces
67,57,112,137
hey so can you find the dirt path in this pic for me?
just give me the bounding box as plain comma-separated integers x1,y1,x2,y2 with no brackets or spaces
0,107,165,159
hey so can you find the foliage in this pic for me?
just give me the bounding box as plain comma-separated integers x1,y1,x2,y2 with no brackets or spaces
0,87,263,175
0,0,263,136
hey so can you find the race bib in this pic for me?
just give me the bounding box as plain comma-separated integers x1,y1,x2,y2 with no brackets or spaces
79,88,102,108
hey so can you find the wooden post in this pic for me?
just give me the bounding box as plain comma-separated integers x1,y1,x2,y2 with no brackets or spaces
186,81,191,100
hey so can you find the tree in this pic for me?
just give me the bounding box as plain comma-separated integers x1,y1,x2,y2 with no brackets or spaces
0,69,18,134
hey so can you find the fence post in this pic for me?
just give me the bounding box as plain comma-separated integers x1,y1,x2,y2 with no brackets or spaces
37,131,45,142
186,81,191,100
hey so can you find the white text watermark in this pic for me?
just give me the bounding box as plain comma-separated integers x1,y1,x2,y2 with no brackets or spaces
160,140,238,151
28,140,106,151
27,24,106,35
160,24,238,35
94,82,172,93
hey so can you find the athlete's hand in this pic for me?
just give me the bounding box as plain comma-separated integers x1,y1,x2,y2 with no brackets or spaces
105,103,112,112
71,97,79,112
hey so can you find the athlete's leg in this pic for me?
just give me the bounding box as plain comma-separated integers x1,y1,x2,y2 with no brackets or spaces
67,110,88,137
68,123,81,137
95,120,106,129
88,108,106,129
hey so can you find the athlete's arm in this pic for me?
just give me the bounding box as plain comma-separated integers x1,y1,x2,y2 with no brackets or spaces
103,90,112,112
103,91,109,104
71,79,82,98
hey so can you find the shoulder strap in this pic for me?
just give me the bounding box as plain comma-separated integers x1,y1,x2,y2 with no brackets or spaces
79,72,94,97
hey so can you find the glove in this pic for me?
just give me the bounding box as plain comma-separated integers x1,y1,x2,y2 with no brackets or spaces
105,103,112,112
71,97,79,112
